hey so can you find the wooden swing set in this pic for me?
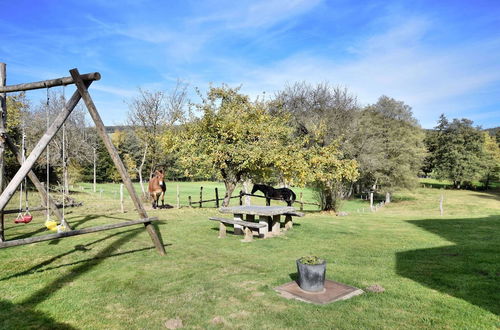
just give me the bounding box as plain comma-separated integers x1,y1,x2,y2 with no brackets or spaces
0,64,165,254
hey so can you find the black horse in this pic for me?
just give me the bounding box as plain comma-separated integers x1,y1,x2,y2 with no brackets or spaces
251,184,296,206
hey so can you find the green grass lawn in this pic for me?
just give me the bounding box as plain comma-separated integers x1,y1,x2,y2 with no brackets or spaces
0,182,498,329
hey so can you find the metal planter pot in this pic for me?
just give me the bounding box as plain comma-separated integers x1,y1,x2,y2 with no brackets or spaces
296,259,326,292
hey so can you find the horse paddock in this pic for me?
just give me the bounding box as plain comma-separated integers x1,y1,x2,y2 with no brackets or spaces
0,182,498,329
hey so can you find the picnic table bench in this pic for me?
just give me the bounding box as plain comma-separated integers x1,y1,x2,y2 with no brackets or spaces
210,205,304,241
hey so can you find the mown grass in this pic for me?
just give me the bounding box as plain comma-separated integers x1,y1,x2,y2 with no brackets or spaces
0,182,498,329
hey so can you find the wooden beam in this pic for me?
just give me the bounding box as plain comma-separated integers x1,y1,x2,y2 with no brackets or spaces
4,134,70,228
0,217,159,249
70,69,166,256
0,63,6,241
0,80,91,212
0,72,100,93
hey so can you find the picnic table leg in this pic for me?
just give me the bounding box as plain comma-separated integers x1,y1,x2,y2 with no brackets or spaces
258,215,269,238
241,227,253,242
272,215,281,235
246,214,257,237
218,222,227,238
234,213,243,235
284,214,293,230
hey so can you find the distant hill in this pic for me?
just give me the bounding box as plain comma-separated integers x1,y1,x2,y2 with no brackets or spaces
105,125,130,133
484,127,499,136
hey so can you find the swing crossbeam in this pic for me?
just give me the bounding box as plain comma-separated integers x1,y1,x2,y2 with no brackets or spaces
0,72,100,93
0,217,159,249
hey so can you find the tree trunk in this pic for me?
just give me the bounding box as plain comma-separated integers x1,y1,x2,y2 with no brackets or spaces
243,179,252,206
222,180,237,207
322,187,334,211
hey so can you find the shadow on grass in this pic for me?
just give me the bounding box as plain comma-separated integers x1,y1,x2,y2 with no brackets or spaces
470,193,500,201
0,227,143,281
0,226,161,328
0,300,75,329
396,215,500,315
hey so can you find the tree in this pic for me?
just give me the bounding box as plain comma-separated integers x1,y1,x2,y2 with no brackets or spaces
480,132,500,189
272,82,359,149
272,82,361,208
306,143,359,211
179,85,302,206
127,80,188,179
356,96,425,201
4,92,29,179
430,115,484,188
25,91,92,192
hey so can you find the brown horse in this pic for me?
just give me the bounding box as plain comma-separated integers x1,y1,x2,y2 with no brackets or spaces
148,169,166,209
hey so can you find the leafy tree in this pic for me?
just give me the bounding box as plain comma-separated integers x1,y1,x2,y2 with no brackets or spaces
480,132,500,189
272,82,361,207
430,115,484,188
178,85,302,206
306,143,359,211
356,96,425,201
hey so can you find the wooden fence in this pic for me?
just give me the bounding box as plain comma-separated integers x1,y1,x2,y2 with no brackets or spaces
188,187,320,210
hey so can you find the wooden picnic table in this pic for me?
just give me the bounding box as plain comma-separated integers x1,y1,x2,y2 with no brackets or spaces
218,205,302,238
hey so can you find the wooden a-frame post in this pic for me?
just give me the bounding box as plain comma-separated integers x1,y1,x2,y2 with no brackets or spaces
70,68,165,255
0,63,7,241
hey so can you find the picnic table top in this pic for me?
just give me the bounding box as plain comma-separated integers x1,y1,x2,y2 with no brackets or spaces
219,205,296,216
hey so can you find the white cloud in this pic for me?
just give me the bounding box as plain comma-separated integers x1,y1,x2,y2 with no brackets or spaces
214,18,500,127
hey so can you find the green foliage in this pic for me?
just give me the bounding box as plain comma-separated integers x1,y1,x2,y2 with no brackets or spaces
306,143,359,211
298,255,325,265
429,115,484,188
480,132,500,189
356,96,426,193
178,85,300,204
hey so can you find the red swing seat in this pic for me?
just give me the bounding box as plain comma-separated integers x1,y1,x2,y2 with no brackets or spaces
14,212,33,224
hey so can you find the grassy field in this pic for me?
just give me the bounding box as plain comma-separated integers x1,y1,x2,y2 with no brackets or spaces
0,182,498,329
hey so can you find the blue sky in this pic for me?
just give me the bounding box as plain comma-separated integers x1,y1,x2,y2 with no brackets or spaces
1,0,499,128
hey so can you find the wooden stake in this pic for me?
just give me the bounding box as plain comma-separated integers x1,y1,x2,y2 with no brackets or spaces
93,147,97,192
120,183,124,213
199,186,203,208
70,68,165,255
176,184,180,209
215,187,219,208
440,194,444,216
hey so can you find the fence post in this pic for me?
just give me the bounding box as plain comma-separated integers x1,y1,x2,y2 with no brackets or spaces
370,191,374,211
440,194,444,216
299,192,303,211
199,186,203,208
239,191,243,206
176,184,180,209
188,196,192,208
215,187,219,208
120,183,124,213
